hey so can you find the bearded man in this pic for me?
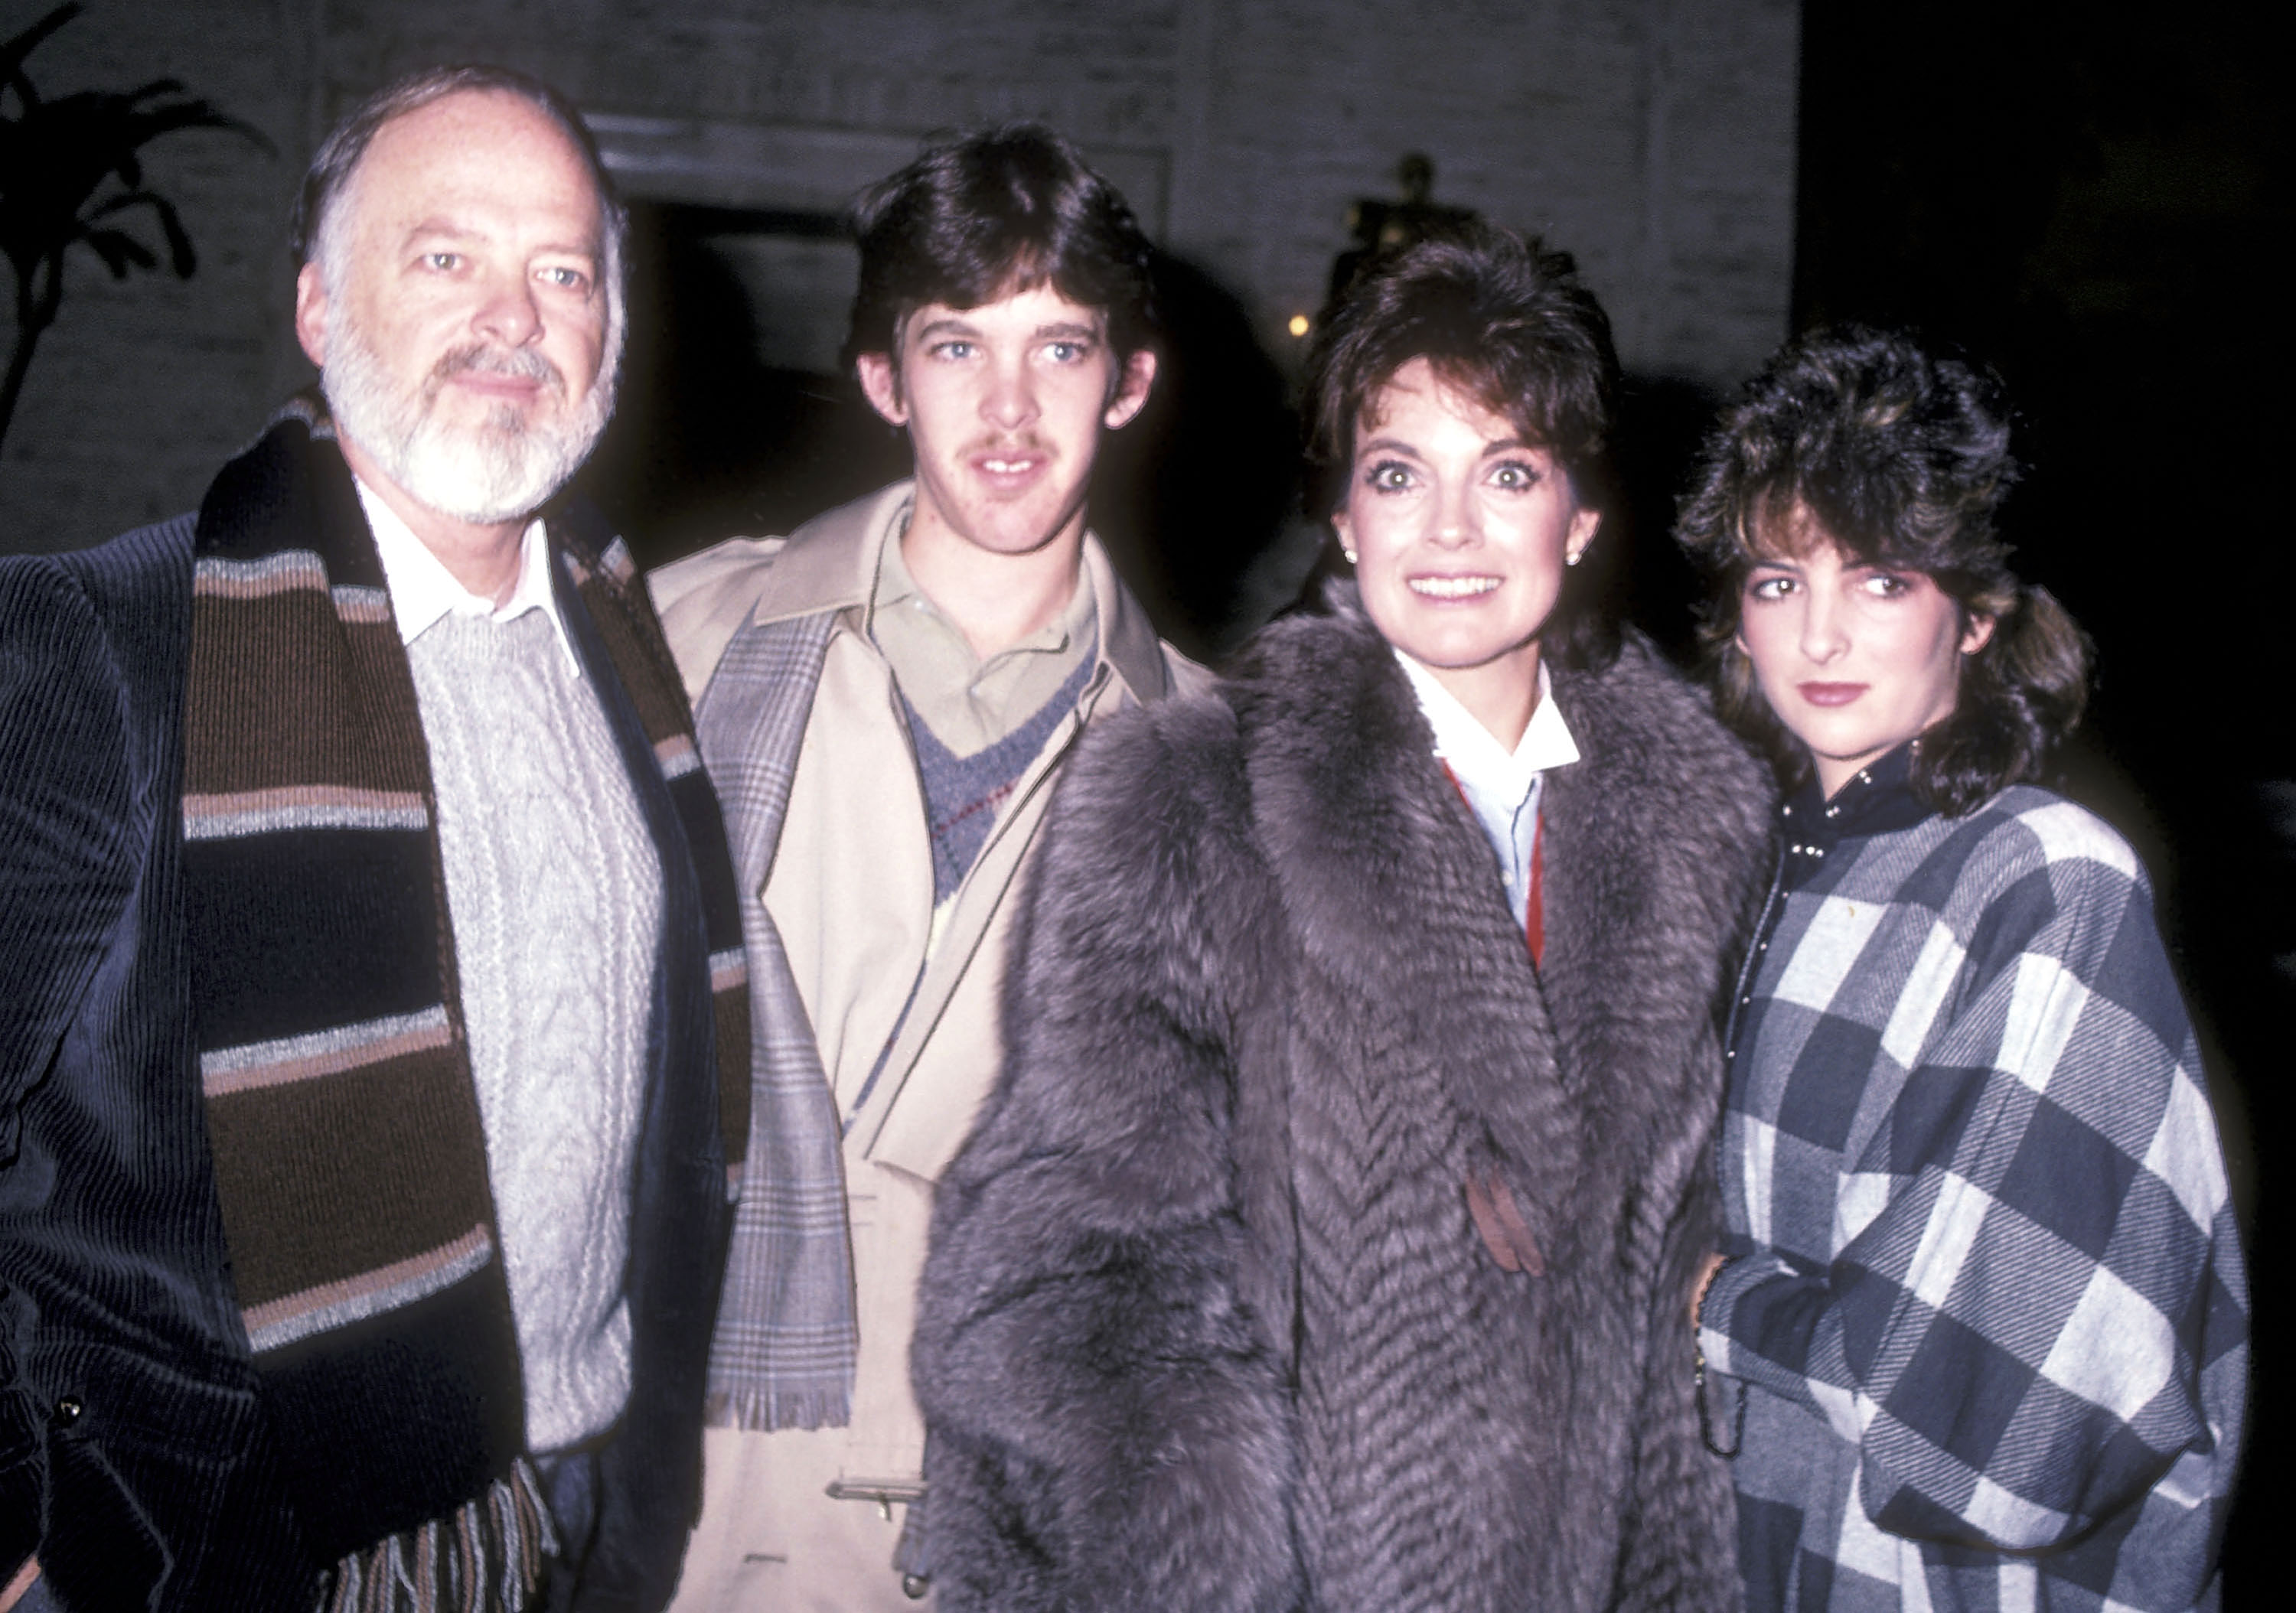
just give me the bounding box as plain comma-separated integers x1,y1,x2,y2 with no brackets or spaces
0,67,747,1613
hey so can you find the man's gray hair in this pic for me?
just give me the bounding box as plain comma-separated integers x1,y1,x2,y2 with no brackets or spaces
294,64,628,344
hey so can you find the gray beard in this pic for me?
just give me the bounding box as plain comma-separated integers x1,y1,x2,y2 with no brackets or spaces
322,321,614,526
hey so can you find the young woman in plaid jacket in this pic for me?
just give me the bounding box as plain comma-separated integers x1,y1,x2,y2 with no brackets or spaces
1678,327,2248,1612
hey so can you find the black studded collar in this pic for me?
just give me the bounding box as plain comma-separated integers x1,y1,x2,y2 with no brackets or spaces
1776,743,1934,889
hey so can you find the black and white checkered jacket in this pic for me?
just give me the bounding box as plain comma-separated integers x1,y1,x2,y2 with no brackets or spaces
1698,752,2248,1611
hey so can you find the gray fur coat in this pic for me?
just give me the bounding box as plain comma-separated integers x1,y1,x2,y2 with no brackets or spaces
913,591,1775,1612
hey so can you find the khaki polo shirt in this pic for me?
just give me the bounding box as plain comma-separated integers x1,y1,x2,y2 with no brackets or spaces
869,510,1099,758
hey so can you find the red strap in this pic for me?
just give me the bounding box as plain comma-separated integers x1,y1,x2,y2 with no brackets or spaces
1526,816,1544,969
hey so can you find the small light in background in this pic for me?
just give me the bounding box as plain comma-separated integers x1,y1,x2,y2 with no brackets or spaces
1287,313,1311,338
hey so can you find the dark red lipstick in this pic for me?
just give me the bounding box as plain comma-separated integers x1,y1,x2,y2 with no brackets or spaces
1796,682,1867,707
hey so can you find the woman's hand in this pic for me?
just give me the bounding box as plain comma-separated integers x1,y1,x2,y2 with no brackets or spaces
1691,1252,1727,1327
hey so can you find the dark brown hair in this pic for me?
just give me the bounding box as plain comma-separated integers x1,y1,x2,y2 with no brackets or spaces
842,122,1156,380
1301,221,1620,666
1676,326,2092,813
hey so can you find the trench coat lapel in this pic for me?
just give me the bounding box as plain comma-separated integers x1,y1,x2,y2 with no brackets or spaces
857,536,1175,1177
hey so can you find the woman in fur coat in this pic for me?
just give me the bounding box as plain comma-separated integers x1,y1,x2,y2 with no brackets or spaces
912,225,1773,1613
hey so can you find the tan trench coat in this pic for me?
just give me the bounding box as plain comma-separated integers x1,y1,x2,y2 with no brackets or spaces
648,483,1207,1611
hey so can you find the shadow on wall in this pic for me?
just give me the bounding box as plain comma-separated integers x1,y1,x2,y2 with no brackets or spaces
1090,250,1304,662
577,200,906,569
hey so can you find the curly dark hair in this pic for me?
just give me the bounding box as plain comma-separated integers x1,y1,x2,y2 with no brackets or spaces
1300,221,1621,668
1676,326,2092,813
842,122,1157,383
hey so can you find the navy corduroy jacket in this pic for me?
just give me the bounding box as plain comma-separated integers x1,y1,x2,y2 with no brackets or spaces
2,515,729,1611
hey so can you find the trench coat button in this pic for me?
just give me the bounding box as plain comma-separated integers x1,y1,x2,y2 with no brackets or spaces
54,1396,83,1426
902,1574,931,1599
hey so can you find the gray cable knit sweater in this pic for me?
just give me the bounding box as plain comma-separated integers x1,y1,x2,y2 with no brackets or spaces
409,608,663,1455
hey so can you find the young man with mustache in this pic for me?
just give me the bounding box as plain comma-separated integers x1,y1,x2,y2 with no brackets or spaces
0,67,746,1613
647,124,1205,1611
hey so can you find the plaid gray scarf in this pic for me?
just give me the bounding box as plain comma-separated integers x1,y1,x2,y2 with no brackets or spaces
694,608,857,1429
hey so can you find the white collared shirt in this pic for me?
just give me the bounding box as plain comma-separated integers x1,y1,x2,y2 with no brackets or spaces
355,478,579,670
1394,649,1580,930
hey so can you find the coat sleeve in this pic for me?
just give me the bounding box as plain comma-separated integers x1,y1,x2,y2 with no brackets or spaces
911,699,1299,1613
1700,833,2248,1557
1616,1147,1740,1613
0,556,143,1582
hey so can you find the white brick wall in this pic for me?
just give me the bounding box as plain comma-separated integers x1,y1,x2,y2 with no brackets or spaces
0,0,1795,553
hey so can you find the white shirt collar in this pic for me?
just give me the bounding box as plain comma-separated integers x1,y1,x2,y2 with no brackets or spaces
1393,649,1580,811
355,477,577,668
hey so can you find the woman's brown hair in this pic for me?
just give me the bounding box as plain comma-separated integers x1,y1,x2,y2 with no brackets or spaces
1676,326,2092,814
1301,221,1621,669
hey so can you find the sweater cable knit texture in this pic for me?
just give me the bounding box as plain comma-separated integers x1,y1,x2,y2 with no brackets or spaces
409,608,662,1455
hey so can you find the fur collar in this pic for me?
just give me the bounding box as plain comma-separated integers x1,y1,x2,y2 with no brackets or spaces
1227,585,1774,1215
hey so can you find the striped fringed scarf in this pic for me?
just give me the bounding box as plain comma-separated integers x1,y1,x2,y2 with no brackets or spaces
322,1461,556,1613
184,402,749,1601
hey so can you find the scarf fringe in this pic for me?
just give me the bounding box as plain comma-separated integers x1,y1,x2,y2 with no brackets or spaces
703,1383,851,1433
322,1459,558,1613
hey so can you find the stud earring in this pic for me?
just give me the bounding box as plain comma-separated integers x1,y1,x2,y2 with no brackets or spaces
1342,548,1358,565
1566,550,1583,567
